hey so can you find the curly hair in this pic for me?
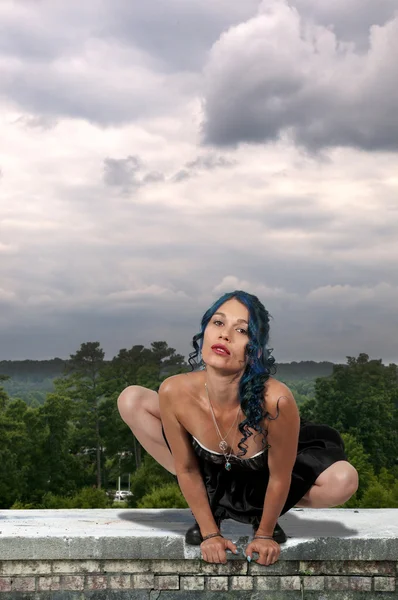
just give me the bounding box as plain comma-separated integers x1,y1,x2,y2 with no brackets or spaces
188,290,279,456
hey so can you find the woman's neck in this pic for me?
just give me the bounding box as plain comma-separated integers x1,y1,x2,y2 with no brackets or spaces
202,368,242,409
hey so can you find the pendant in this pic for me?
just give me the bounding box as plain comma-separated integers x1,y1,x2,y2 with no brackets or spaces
219,440,228,451
225,461,232,471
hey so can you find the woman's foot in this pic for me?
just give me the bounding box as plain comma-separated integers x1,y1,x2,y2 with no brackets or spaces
185,521,202,545
185,518,222,546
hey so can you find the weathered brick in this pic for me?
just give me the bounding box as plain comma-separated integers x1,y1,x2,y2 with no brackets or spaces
374,577,396,592
52,560,102,574
103,560,151,573
250,560,299,575
280,576,301,591
302,576,325,590
1,560,51,576
348,576,372,591
11,577,35,592
132,573,155,589
86,575,107,590
181,576,205,590
0,577,12,592
154,574,179,590
205,576,228,591
108,575,131,589
325,575,350,590
230,575,253,590
151,559,200,574
300,560,396,576
60,575,85,590
37,576,61,591
254,576,279,590
200,561,247,575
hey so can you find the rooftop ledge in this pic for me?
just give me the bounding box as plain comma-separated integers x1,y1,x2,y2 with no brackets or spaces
1,508,397,561
0,509,397,598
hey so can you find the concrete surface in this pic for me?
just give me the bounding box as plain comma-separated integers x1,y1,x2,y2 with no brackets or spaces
0,508,397,560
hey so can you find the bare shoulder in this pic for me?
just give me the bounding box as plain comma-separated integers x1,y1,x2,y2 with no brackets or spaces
158,372,201,411
158,373,185,394
264,377,298,419
159,371,198,393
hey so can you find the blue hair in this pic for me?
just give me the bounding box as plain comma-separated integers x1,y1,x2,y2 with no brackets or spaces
188,290,278,456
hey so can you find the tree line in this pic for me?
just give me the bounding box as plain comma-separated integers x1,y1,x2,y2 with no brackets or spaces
0,345,397,509
0,358,335,407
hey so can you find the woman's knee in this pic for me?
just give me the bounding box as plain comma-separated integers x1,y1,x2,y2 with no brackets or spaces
117,385,151,422
316,461,359,496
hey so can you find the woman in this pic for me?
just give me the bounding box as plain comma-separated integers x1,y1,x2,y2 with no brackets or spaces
118,291,358,566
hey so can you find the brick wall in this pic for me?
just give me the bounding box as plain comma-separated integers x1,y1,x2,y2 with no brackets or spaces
0,558,397,598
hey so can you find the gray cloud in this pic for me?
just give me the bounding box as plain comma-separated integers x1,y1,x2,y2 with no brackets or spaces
0,0,259,70
185,154,235,170
290,0,398,51
0,4,81,62
103,156,164,193
143,172,165,184
1,0,397,365
13,114,58,131
2,249,397,363
172,153,236,182
99,0,261,72
1,58,185,126
172,169,191,183
103,156,142,191
2,172,397,362
0,0,260,125
202,1,398,151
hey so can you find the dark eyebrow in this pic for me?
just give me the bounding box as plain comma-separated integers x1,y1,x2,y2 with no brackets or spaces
213,311,249,325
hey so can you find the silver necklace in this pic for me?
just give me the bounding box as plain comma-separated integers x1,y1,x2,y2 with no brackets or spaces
205,382,241,471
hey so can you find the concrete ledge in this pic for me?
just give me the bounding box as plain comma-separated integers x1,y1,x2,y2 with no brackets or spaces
0,508,397,598
1,508,397,561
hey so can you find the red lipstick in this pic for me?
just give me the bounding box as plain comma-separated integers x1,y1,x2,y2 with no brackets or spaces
211,344,230,355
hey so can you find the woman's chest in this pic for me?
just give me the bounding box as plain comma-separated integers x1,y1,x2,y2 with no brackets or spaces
179,401,267,458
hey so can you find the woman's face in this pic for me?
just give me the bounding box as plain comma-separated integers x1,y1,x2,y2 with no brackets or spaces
201,298,250,372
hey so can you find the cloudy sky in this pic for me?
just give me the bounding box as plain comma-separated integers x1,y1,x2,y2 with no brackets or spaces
1,0,397,364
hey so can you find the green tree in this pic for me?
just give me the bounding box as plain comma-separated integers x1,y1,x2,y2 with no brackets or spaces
339,433,375,505
39,393,85,496
127,454,175,507
99,394,138,483
0,396,48,506
150,341,186,372
0,384,23,507
70,487,111,508
137,483,188,508
0,374,10,409
359,480,398,508
102,340,187,472
103,345,154,397
300,354,398,472
19,402,49,502
58,342,107,488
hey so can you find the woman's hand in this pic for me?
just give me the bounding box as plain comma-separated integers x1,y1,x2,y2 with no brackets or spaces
200,535,238,564
245,538,280,566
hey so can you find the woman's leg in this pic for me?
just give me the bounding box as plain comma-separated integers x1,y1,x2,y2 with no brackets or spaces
117,385,176,475
118,385,201,543
295,461,359,508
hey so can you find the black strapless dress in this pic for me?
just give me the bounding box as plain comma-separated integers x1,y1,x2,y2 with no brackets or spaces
162,418,347,525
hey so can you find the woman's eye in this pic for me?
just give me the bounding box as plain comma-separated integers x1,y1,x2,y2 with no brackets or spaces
213,320,247,335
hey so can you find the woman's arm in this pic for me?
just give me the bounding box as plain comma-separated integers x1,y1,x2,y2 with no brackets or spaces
158,378,220,537
255,384,300,536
